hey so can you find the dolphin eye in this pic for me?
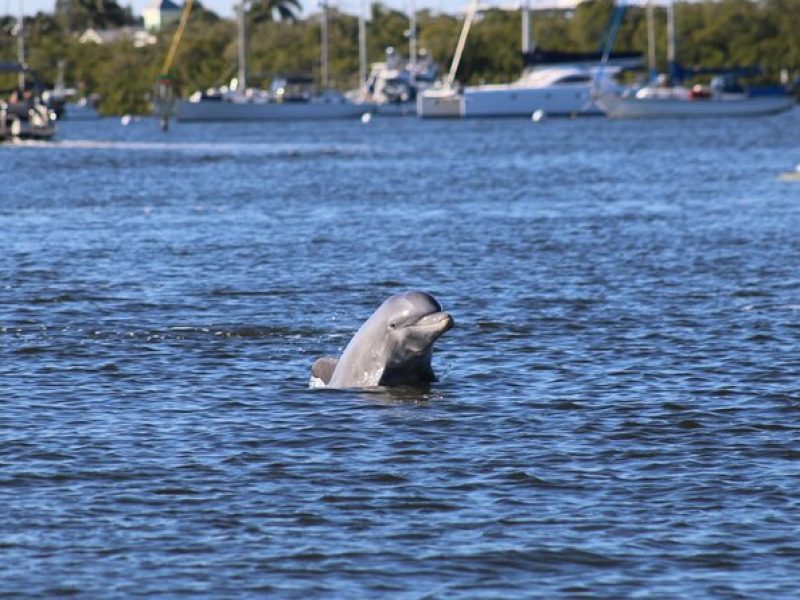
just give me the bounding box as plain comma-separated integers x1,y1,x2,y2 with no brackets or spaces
388,321,398,329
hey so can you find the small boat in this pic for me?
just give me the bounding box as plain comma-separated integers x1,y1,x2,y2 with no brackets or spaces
351,48,439,117
596,1,795,119
0,62,57,141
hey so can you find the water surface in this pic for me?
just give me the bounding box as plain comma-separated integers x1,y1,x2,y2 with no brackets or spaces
2,110,800,597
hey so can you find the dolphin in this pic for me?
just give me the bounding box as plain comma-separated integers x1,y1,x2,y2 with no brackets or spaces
310,291,454,389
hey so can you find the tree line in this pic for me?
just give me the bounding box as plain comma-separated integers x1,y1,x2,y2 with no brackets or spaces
0,0,797,115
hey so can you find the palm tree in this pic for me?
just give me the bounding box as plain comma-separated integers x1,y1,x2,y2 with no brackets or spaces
247,0,302,24
54,0,131,32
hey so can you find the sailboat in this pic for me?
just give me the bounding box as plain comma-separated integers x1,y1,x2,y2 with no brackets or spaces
462,49,642,118
176,2,367,122
595,2,795,118
461,0,642,118
418,0,642,119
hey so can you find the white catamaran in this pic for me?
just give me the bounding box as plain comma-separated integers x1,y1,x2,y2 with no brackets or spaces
418,0,643,119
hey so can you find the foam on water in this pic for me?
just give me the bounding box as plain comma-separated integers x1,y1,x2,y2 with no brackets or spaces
11,138,367,156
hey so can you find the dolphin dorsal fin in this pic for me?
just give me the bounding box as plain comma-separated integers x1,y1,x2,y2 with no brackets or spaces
310,356,339,387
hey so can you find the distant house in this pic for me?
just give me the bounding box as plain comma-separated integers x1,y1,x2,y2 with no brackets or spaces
142,0,182,31
79,27,157,48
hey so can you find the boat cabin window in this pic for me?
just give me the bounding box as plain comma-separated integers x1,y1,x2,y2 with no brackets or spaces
554,74,592,84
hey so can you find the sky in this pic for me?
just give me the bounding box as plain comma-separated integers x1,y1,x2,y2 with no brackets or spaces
11,0,593,20
13,0,476,18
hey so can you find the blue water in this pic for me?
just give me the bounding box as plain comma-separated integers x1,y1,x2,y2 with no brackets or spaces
2,111,800,597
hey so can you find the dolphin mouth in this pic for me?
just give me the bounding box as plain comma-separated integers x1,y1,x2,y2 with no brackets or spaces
411,311,454,334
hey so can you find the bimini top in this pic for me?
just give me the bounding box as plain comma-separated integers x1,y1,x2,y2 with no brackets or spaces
0,61,29,74
522,49,643,69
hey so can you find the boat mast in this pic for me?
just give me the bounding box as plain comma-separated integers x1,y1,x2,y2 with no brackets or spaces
666,0,676,80
445,0,479,89
17,0,25,90
237,1,247,90
358,0,367,85
646,1,656,79
320,0,329,88
521,0,531,54
409,0,417,86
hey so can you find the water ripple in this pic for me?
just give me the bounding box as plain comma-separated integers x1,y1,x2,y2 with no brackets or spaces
2,112,800,596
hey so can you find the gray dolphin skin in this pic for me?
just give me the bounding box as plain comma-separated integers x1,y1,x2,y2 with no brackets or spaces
310,291,454,389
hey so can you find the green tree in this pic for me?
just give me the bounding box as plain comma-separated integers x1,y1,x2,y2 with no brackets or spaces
171,18,238,93
54,0,133,32
568,0,615,51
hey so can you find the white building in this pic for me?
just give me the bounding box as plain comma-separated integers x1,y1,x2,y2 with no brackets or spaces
142,0,182,31
79,27,157,48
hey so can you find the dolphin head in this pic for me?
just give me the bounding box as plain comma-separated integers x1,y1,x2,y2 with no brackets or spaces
377,291,454,385
325,291,454,389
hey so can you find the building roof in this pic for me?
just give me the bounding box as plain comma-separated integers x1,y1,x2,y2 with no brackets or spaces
149,0,181,11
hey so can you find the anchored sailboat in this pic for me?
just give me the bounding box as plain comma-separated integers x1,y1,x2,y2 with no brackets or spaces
418,0,642,119
595,1,795,118
176,1,366,122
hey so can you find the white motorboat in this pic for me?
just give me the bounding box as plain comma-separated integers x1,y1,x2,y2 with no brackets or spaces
462,50,641,118
418,0,641,119
352,48,438,117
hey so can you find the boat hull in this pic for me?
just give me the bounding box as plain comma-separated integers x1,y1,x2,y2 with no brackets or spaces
1,105,57,141
176,99,368,122
462,84,601,117
372,101,417,117
416,90,462,118
598,93,795,118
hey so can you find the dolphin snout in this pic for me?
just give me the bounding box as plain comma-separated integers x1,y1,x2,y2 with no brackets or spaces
417,311,454,333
